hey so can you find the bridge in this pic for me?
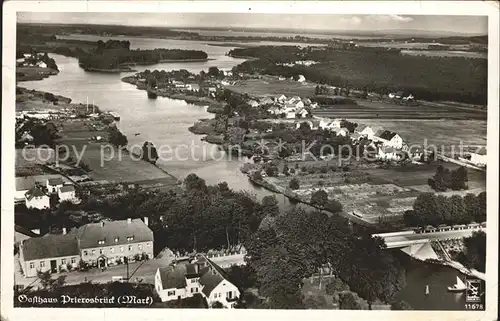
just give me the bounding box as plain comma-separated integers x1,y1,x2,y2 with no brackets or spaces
372,223,486,261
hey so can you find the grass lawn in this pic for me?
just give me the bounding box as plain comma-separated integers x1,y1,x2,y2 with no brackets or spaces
226,77,316,98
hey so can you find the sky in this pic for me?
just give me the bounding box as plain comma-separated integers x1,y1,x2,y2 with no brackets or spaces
17,13,488,35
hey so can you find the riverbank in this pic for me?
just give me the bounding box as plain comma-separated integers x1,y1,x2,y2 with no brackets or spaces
82,66,137,73
16,88,180,188
16,67,59,82
121,75,224,107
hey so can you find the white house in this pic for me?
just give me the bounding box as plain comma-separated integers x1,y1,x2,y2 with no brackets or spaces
464,152,487,167
36,61,48,68
331,127,349,137
267,106,284,115
25,186,50,209
297,75,306,82
377,146,403,161
155,255,240,308
319,118,342,131
309,102,319,109
374,130,404,149
296,108,310,118
286,111,297,119
356,125,376,139
296,120,319,130
287,96,301,104
284,101,304,109
276,94,287,103
58,185,76,202
47,177,64,194
259,97,275,106
246,100,259,108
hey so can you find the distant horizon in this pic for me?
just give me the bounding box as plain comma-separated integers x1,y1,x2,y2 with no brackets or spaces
17,13,488,37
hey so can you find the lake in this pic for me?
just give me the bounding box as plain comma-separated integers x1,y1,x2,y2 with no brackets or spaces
20,35,467,310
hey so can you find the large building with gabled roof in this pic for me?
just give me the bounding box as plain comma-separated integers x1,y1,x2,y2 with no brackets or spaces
19,218,154,277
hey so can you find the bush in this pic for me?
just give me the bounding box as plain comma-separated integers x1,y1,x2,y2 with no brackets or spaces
289,178,300,190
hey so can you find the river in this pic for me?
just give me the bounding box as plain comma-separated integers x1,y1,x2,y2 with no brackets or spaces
19,36,468,310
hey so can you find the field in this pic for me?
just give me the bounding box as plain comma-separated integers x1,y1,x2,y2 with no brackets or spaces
265,160,486,224
226,76,316,98
55,119,178,186
313,99,487,120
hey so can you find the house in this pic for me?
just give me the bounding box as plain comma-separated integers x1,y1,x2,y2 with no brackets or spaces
25,186,50,209
155,255,240,308
276,94,287,103
331,127,349,137
310,102,319,109
388,91,404,99
376,146,404,161
58,185,76,202
20,131,34,143
374,130,403,149
297,75,306,82
36,61,48,68
319,118,342,131
18,218,154,277
464,152,487,167
267,106,284,115
356,125,376,139
69,218,154,268
296,108,310,118
47,177,64,194
284,101,304,109
302,98,312,106
246,100,259,108
190,84,200,92
19,233,81,277
259,97,275,106
286,111,297,119
296,120,319,130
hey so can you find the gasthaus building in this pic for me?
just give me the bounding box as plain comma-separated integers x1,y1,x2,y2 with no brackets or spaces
19,218,154,278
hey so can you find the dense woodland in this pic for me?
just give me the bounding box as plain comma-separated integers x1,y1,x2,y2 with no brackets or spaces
230,46,487,105
78,40,208,70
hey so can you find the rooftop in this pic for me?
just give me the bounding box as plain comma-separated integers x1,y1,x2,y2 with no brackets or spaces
69,218,153,249
59,185,75,193
158,265,188,290
376,130,398,141
22,234,80,261
47,177,64,186
25,186,47,200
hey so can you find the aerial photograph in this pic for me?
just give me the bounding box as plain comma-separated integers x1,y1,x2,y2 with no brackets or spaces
11,10,488,311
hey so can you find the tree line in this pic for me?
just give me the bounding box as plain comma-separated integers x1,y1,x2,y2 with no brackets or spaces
428,165,468,191
404,191,486,227
230,46,487,105
244,208,406,309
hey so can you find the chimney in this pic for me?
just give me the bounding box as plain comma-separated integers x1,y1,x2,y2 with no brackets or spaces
100,221,104,228
144,217,149,226
195,264,199,274
62,227,67,235
127,218,132,224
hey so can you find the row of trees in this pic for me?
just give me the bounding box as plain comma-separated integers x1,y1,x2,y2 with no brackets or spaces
231,46,486,105
73,174,267,254
79,45,208,71
244,208,406,309
403,192,486,227
428,165,469,191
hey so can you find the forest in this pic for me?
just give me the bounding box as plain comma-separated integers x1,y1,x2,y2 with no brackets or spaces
230,46,487,105
78,41,208,70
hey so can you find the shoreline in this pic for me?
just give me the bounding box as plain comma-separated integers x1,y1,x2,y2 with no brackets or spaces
121,76,225,107
16,87,181,186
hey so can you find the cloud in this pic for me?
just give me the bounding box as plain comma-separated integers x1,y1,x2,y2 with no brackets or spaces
340,16,362,25
367,15,413,23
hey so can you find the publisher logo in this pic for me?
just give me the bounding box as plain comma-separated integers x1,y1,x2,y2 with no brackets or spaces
465,279,483,303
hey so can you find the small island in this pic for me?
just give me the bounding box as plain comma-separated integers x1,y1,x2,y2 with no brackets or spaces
78,40,209,72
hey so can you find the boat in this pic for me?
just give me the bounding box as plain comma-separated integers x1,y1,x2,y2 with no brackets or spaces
134,133,140,136
425,285,430,295
447,276,467,292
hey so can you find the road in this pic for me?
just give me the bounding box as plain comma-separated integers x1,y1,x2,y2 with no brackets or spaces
376,227,485,248
15,256,173,289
